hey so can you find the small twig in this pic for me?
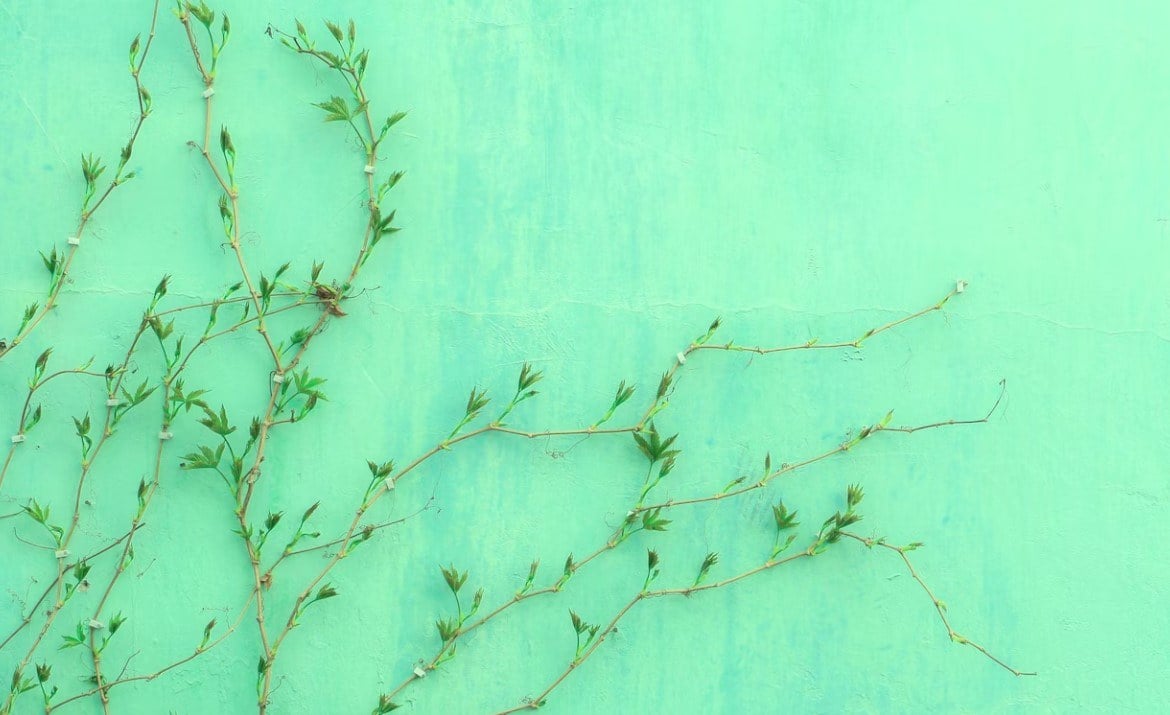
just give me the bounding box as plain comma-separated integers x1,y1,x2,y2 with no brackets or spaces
493,551,812,714
47,593,255,711
0,0,162,365
839,531,1035,677
636,380,1007,514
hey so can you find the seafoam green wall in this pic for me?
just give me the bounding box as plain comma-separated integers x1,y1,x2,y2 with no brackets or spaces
1,1,1166,713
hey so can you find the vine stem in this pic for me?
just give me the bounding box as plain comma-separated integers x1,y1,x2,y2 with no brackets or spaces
0,287,311,711
173,17,396,712
0,528,135,713
0,368,109,493
380,390,1004,703
496,522,1033,713
838,531,1037,677
0,5,1010,710
85,425,169,709
1,312,160,711
635,379,1006,513
47,593,257,712
493,551,812,715
357,288,974,706
0,0,161,366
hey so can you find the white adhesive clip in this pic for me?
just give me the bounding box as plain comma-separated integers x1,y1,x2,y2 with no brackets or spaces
67,236,81,246
956,279,968,294
106,397,120,407
384,477,395,491
55,549,70,560
676,352,687,366
202,87,215,98
412,666,427,679
363,165,375,175
159,431,174,441
88,619,105,630
272,372,285,384
11,434,25,444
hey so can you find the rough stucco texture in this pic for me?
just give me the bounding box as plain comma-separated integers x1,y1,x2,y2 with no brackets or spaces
1,1,1167,713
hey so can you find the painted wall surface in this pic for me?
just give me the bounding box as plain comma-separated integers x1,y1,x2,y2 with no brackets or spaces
1,1,1166,713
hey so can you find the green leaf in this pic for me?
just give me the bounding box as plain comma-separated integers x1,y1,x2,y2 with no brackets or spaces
615,381,635,406
382,111,407,134
695,316,722,345
318,50,344,69
376,209,399,237
517,362,543,392
24,405,43,433
81,153,106,185
313,95,352,123
152,275,169,303
772,502,799,532
22,498,49,524
640,508,671,532
440,564,468,594
378,171,405,200
198,404,236,436
632,432,650,460
846,483,864,509
631,423,679,463
465,388,490,416
569,609,588,634
214,129,233,174
519,559,539,595
720,476,747,494
34,348,51,381
59,622,87,650
435,616,459,643
122,379,157,407
556,553,575,588
73,413,91,438
186,1,215,28
694,552,719,585
656,371,672,398
40,247,60,275
199,619,217,650
180,444,225,471
355,49,370,79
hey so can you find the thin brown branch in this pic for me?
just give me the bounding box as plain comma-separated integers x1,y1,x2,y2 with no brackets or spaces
0,0,162,366
839,531,1035,677
48,593,255,712
494,551,812,714
689,287,960,357
636,380,1006,514
380,375,1006,706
